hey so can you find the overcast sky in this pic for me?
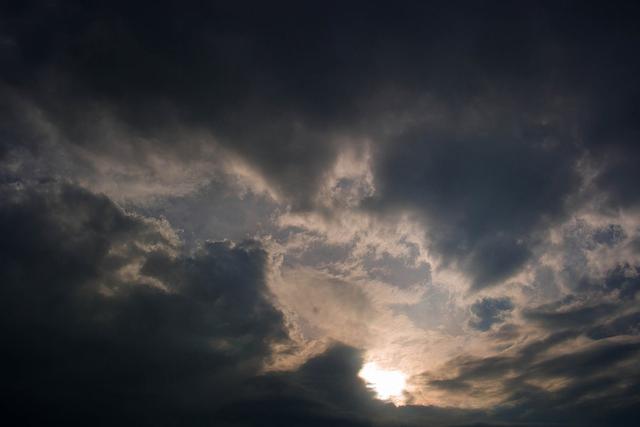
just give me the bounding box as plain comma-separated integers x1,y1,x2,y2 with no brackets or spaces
2,1,640,426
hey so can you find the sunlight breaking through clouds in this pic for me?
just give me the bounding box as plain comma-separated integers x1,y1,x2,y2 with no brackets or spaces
359,362,407,404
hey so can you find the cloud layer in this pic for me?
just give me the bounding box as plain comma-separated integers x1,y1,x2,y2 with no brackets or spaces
2,1,640,425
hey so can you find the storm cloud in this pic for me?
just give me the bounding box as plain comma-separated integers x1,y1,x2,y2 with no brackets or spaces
1,1,640,426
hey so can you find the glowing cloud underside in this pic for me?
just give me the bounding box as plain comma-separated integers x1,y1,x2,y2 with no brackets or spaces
358,362,406,402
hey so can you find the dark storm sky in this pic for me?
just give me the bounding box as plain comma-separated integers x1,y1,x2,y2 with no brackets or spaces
1,1,640,426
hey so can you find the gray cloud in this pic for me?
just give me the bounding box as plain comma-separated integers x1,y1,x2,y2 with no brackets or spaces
0,182,288,424
369,110,581,289
0,181,478,426
425,335,640,426
2,1,638,212
469,297,514,331
2,1,640,425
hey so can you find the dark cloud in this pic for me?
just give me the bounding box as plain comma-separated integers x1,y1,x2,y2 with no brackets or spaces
0,182,288,424
371,114,580,289
1,0,366,203
12,181,639,426
425,334,640,426
2,1,639,211
2,1,639,289
523,301,616,331
631,233,640,254
423,262,640,424
522,262,640,338
587,311,640,340
592,224,627,248
2,1,640,425
600,264,640,299
217,345,383,426
469,297,514,331
0,181,475,426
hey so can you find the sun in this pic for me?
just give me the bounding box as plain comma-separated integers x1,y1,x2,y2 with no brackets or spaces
358,362,407,403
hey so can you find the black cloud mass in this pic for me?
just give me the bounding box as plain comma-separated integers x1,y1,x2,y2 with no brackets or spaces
1,1,640,426
0,184,285,424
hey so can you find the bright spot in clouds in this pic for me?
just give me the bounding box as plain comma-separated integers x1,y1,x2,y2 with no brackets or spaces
358,362,406,403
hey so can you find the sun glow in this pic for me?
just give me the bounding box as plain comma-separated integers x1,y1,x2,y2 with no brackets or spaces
358,362,407,404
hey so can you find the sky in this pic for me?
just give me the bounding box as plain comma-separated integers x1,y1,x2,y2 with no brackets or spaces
1,1,640,426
